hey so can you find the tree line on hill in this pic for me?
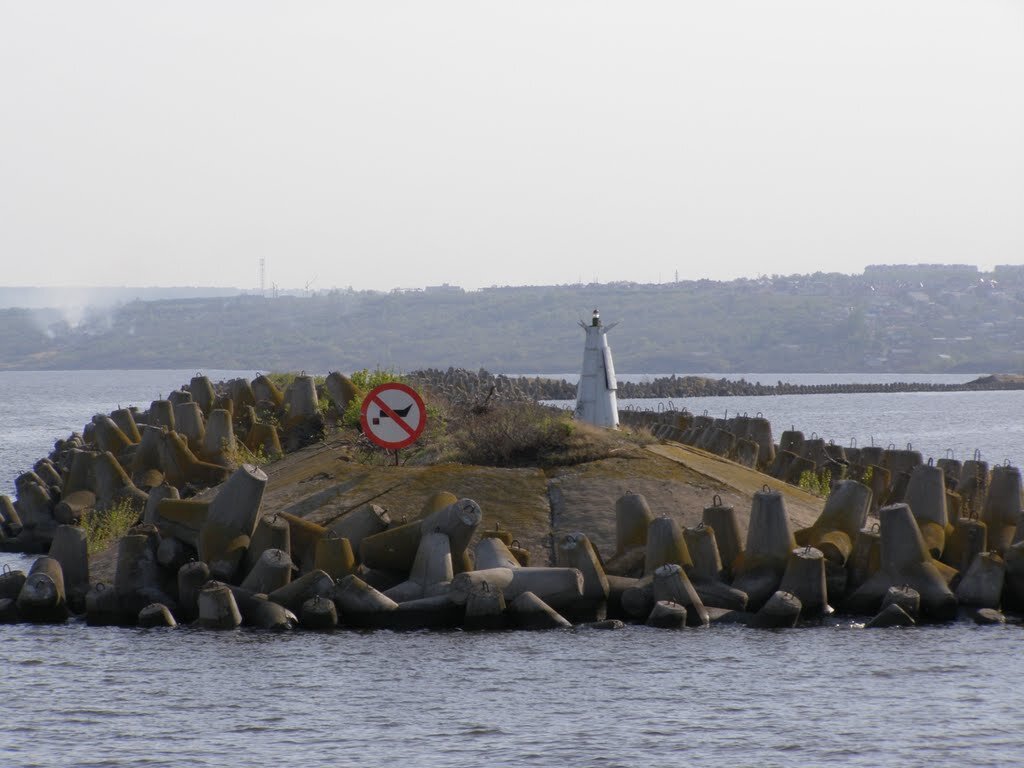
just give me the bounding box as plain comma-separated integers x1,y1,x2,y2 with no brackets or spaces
1,264,1022,373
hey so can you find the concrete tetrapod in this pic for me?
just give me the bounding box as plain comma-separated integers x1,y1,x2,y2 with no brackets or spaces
325,371,358,414
244,422,283,460
866,466,891,515
847,528,881,593
157,537,192,573
314,535,357,581
556,532,609,622
508,591,572,630
474,537,521,570
200,464,268,578
155,499,208,550
778,546,830,618
747,590,802,629
158,430,229,488
48,525,89,611
701,497,743,580
942,518,987,576
138,603,177,628
794,479,871,566
732,488,796,611
448,568,516,605
504,567,584,615
110,408,142,443
14,481,57,551
844,503,958,621
972,607,1006,625
245,514,292,575
332,575,399,627
176,561,210,622
982,465,1022,553
35,460,63,490
602,545,645,579
646,600,687,628
142,484,179,526
1002,539,1024,612
85,583,122,626
883,448,923,483
955,552,1005,609
904,462,949,558
147,400,176,431
251,374,285,408
196,582,242,629
615,491,654,555
167,389,192,407
201,409,235,466
958,458,989,516
131,427,164,484
225,379,253,411
389,592,464,630
385,531,453,602
359,498,480,574
173,402,207,455
54,490,95,526
644,517,693,576
881,585,920,620
92,451,148,509
92,415,135,456
463,583,507,630
780,429,805,455
115,531,177,619
747,416,775,471
16,556,68,623
199,523,250,582
651,563,709,626
189,374,217,416
300,595,338,629
865,603,915,628
359,519,423,572
328,503,390,556
1,494,23,536
240,548,294,594
768,450,798,482
268,569,335,615
227,586,297,630
419,498,482,574
683,525,748,611
284,374,319,425
0,569,27,601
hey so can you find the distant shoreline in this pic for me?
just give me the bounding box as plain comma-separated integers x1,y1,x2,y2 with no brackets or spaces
404,369,1024,402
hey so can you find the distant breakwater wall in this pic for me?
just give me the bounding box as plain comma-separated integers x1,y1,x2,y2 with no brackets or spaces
408,369,1024,403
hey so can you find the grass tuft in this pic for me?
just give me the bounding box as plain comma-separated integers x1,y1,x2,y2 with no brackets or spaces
80,499,141,555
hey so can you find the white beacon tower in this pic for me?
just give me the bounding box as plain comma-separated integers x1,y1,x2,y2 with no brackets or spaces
575,309,619,428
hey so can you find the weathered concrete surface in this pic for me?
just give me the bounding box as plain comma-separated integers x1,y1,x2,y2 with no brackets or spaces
551,444,823,561
90,429,825,581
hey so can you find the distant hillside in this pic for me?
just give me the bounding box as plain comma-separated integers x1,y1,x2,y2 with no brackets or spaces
0,285,246,310
1,264,1023,373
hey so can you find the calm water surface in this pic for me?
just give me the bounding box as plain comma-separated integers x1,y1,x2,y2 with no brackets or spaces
2,370,1023,766
0,578,1021,768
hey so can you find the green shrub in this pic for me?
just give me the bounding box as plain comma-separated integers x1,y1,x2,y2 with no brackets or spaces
80,499,141,555
341,368,407,428
226,439,273,467
798,469,832,498
450,402,619,467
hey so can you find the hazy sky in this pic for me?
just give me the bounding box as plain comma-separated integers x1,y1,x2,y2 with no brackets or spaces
1,2,1021,291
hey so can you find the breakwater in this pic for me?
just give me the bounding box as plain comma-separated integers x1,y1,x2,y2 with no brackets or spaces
2,369,1023,634
407,368,1024,402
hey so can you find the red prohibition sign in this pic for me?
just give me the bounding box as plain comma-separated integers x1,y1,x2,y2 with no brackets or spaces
359,382,427,450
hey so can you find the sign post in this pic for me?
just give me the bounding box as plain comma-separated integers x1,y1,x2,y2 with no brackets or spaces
359,382,427,464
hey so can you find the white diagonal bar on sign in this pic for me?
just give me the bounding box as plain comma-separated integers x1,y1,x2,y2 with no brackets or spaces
371,393,416,438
